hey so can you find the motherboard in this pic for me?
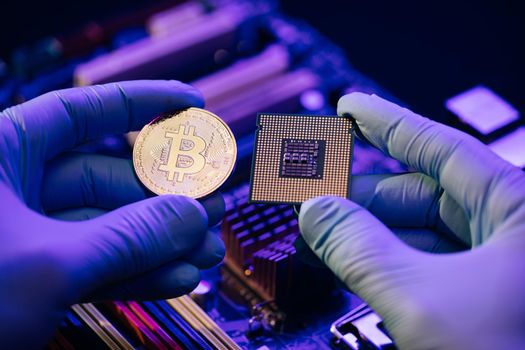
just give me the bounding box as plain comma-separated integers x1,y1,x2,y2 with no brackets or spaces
2,1,464,349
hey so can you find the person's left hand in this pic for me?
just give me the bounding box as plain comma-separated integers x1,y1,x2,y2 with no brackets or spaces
0,80,226,349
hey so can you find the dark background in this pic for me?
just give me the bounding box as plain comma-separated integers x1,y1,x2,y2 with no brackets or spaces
281,0,524,120
1,0,523,118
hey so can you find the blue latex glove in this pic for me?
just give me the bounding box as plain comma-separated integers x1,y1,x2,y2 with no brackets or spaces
300,92,525,350
0,80,226,349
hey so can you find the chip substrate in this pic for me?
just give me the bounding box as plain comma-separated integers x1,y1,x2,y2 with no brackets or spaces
249,113,354,204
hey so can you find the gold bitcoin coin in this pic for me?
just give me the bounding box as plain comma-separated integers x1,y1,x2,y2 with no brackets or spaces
133,108,237,198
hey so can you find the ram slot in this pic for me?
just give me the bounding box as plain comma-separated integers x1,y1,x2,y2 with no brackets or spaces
71,304,134,350
49,310,112,349
212,69,320,138
126,301,183,349
141,300,211,350
192,44,290,108
105,301,170,350
156,300,214,350
167,295,242,350
147,1,209,36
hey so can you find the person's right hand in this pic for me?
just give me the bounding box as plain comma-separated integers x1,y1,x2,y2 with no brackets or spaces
0,80,225,349
299,92,525,350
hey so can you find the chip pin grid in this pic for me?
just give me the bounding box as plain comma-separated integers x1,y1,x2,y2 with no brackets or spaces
250,113,354,204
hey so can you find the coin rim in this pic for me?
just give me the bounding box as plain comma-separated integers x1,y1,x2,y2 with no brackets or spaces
132,107,237,198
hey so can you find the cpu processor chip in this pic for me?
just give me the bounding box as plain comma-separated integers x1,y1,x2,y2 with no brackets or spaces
249,113,354,204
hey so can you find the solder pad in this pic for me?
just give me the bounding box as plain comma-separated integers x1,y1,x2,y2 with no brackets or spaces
249,113,354,204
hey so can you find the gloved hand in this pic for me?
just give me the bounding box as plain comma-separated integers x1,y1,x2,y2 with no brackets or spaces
0,80,226,349
299,92,525,350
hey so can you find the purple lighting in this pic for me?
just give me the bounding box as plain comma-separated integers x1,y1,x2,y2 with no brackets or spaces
445,86,519,135
300,89,325,111
489,127,525,168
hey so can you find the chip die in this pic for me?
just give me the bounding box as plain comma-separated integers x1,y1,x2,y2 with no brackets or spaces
249,113,354,204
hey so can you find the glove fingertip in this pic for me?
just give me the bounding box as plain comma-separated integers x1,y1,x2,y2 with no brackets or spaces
337,91,372,115
208,234,226,265
187,87,205,109
299,196,344,242
199,192,225,227
161,195,209,233
174,263,201,295
167,80,205,108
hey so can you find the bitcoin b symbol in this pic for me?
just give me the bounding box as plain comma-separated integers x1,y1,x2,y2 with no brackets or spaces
158,125,207,182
